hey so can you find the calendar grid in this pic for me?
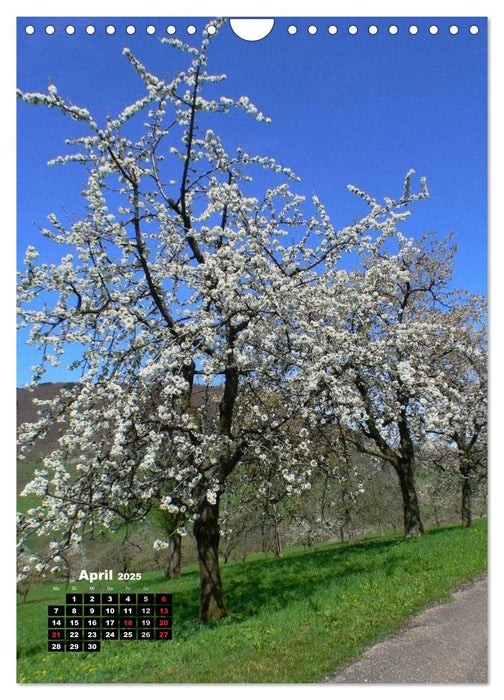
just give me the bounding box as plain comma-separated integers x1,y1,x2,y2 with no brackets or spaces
48,593,172,652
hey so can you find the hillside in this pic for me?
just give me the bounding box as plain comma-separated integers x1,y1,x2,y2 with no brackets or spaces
17,381,221,460
17,382,74,459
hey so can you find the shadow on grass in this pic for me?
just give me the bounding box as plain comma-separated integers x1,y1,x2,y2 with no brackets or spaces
170,534,412,634
17,521,485,659
171,521,487,633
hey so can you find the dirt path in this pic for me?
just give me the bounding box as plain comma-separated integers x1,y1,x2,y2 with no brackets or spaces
323,576,487,684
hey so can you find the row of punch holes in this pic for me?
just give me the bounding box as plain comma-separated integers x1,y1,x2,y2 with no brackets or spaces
24,23,481,36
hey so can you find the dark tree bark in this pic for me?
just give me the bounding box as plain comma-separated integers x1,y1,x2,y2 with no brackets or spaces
461,473,472,528
191,335,243,622
352,373,425,540
193,495,228,623
17,584,29,604
271,502,282,558
395,459,425,538
165,532,182,579
453,428,484,529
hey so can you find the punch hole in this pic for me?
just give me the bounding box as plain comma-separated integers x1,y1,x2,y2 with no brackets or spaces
106,25,116,35
388,25,398,35
308,25,318,35
187,25,197,35
328,25,338,35
229,19,274,41
65,25,75,35
470,25,479,34
348,25,358,35
126,25,136,35
166,25,176,35
288,25,297,35
429,25,439,35
86,25,96,35
25,25,35,34
368,25,378,35
45,25,55,35
146,25,156,35
449,25,459,35
409,25,419,35
206,24,217,35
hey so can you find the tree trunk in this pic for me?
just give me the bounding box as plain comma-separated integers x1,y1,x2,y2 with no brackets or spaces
461,475,472,528
396,460,425,538
432,500,441,528
193,495,227,623
165,532,182,579
261,521,267,554
272,502,282,558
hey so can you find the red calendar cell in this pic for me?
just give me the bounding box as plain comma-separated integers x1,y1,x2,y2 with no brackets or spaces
48,630,64,640
156,606,172,616
156,618,171,627
155,629,172,640
155,593,172,604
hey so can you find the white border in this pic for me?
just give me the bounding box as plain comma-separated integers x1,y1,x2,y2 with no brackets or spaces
3,2,500,699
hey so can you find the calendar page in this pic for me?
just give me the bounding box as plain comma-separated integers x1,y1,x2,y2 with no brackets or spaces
16,15,487,685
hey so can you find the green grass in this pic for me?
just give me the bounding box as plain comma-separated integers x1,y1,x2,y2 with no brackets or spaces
17,459,44,512
17,518,487,683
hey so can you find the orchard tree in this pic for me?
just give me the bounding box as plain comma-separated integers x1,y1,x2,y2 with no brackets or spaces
443,299,487,528
152,504,188,579
298,418,373,544
422,295,487,527
299,220,476,538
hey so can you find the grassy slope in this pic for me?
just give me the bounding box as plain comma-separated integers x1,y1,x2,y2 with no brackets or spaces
17,519,487,683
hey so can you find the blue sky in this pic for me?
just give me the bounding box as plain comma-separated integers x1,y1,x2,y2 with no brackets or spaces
16,16,487,386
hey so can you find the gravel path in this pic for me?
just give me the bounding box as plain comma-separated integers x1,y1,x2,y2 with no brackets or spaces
322,575,487,684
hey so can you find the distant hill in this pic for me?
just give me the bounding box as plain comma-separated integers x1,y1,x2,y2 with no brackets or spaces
17,381,221,460
17,382,75,459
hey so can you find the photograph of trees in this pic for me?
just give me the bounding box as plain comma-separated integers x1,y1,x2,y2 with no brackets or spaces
16,17,487,683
